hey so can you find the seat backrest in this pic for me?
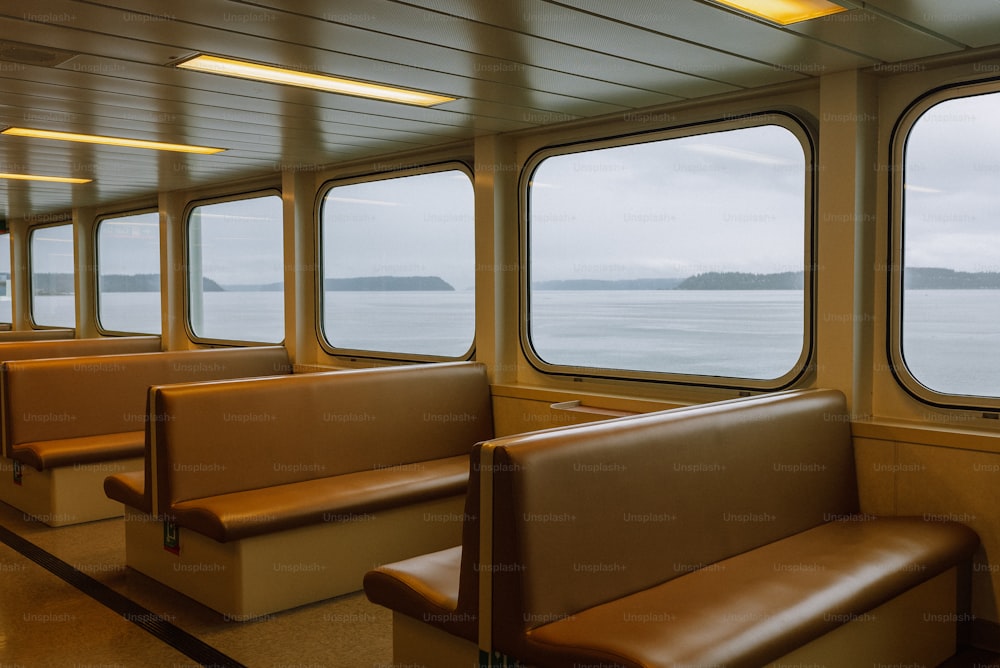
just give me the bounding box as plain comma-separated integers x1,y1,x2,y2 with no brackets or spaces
484,389,857,655
0,336,163,457
0,328,75,342
1,346,290,456
149,361,494,514
0,336,160,363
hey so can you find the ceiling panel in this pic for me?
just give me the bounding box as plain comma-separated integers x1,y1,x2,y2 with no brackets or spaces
0,87,471,147
862,0,1000,49
784,10,961,62
6,6,624,122
401,0,814,87
0,0,998,221
207,0,742,98
561,0,860,71
53,0,703,104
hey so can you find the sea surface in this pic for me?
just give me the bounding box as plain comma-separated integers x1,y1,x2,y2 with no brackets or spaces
529,290,804,380
27,289,1000,396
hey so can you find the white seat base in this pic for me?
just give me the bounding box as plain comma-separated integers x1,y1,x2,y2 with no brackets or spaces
120,494,465,619
0,457,141,526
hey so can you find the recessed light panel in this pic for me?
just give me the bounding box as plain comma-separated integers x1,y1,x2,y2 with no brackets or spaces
1,127,224,154
0,172,91,184
712,0,847,25
175,54,456,107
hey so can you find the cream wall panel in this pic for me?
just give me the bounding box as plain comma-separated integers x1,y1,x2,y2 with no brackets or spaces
892,442,1000,622
853,436,897,516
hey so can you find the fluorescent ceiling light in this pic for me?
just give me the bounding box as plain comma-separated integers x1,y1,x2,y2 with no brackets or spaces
0,172,91,184
1,127,224,154
176,54,456,107
712,0,847,25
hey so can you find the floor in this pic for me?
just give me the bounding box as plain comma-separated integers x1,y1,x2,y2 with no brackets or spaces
0,499,998,668
0,501,392,667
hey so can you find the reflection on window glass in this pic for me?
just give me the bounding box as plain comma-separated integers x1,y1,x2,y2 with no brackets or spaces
97,212,161,334
902,92,1000,397
320,168,475,358
528,123,807,381
30,224,75,328
0,234,10,324
188,195,283,343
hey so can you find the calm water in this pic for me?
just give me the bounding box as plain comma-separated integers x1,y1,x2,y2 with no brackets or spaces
324,291,475,357
28,289,1000,396
902,290,1000,397
530,290,804,379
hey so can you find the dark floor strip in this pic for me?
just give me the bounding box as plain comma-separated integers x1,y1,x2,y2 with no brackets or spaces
0,523,246,668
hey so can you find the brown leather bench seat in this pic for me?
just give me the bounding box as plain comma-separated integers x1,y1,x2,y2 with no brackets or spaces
0,334,161,462
102,361,495,618
364,389,980,667
363,451,486,646
0,346,289,525
508,518,977,667
4,346,289,470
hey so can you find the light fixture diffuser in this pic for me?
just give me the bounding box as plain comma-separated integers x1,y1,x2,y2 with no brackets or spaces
712,0,847,25
0,172,91,184
175,54,456,107
1,127,224,154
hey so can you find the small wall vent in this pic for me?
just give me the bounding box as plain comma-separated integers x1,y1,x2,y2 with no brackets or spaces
0,40,76,68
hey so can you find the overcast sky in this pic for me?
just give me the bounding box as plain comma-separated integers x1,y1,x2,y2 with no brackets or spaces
904,93,1000,273
528,123,805,283
190,196,284,286
321,169,474,290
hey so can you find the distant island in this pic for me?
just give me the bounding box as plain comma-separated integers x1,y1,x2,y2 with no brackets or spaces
97,274,223,292
535,268,1000,290
324,276,454,291
36,273,222,294
677,271,804,290
903,267,1000,289
533,272,802,290
32,268,1000,296
25,271,809,294
33,273,454,294
532,278,685,290
205,275,457,292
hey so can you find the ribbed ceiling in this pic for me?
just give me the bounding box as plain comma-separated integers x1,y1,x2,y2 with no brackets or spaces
1,0,999,220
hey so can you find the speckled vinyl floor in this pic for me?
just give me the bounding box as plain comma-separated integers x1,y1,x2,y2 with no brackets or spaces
0,501,393,668
1,499,997,668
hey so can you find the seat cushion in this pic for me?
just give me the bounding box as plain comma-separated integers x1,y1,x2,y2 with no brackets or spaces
170,454,470,542
12,431,144,470
104,470,148,513
364,546,473,638
510,517,979,668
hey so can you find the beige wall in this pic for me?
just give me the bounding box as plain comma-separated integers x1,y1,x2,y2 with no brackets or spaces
855,424,1000,644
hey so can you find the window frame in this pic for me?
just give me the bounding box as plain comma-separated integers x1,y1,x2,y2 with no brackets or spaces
27,221,76,330
888,79,1000,411
315,161,476,363
183,189,285,346
94,207,161,336
520,112,816,391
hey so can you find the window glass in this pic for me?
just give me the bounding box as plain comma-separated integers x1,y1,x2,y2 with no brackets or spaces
320,168,475,358
527,123,808,381
901,92,1000,397
30,224,75,328
187,195,283,343
97,211,161,334
0,234,10,324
